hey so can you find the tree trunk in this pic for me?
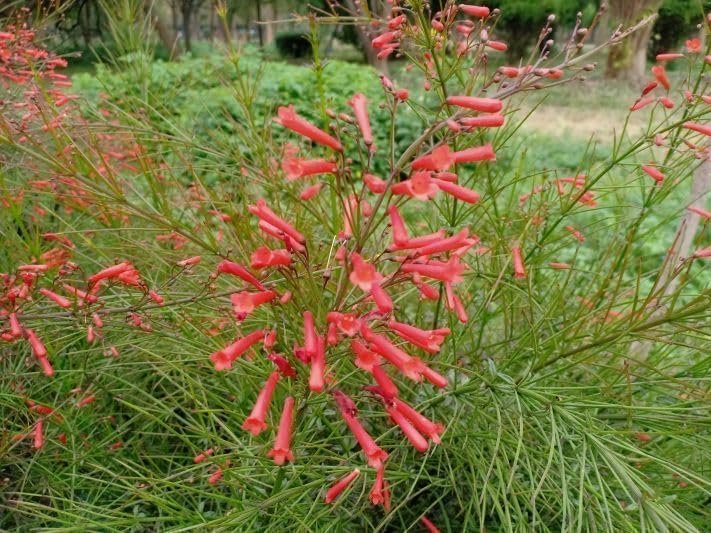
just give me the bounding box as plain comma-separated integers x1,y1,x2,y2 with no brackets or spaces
604,0,662,83
182,2,193,52
343,0,389,76
144,0,182,60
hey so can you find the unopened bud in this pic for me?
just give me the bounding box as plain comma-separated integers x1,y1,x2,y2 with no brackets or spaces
547,14,556,23
325,108,336,118
583,63,596,71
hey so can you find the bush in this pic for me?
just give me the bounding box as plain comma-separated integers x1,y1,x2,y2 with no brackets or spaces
1,4,710,531
275,30,312,59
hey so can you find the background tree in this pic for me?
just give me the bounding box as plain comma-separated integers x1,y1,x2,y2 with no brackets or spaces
604,0,663,82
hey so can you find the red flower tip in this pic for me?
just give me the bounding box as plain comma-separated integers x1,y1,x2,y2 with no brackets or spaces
210,330,266,371
350,339,382,371
349,93,374,150
412,145,454,171
324,468,361,504
651,65,670,91
309,336,326,392
243,371,280,436
193,448,214,463
391,171,440,201
446,95,502,113
267,352,297,378
641,164,665,183
364,173,387,194
511,246,526,279
458,4,490,18
349,253,382,291
268,396,295,465
421,515,441,533
250,246,292,269
385,403,429,452
370,283,394,314
217,259,266,290
276,105,342,151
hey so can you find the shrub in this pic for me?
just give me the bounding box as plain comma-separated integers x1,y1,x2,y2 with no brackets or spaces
1,3,710,531
275,30,313,59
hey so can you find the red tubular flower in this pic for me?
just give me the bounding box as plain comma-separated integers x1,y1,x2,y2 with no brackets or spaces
630,97,655,111
656,53,684,61
327,312,361,336
432,179,480,204
33,419,44,449
687,206,711,219
327,322,339,345
686,38,701,53
258,220,306,253
250,246,292,269
37,357,54,377
25,328,47,358
459,4,490,17
401,256,466,284
334,391,388,468
370,364,399,398
362,324,423,381
451,143,496,164
411,145,454,171
309,336,326,392
692,246,711,258
388,320,449,354
303,311,318,358
231,290,277,320
268,396,295,465
275,105,342,151
460,114,505,128
370,464,387,506
300,183,323,201
421,364,449,388
370,283,394,314
349,253,382,291
210,330,265,371
651,65,670,91
641,164,665,183
499,66,520,78
385,402,428,452
388,206,410,245
486,40,508,52
512,246,526,279
208,467,223,485
446,95,502,113
350,339,382,371
9,312,23,338
268,352,297,378
390,230,448,252
178,255,202,267
38,288,71,308
391,171,440,200
371,31,398,49
148,290,164,305
193,448,214,463
87,261,132,285
392,398,444,443
243,371,280,436
62,284,99,305
349,93,374,150
324,468,361,504
659,96,674,109
565,226,585,243
282,158,336,181
217,260,266,291
363,173,387,193
249,199,306,244
683,121,711,136
421,516,441,533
